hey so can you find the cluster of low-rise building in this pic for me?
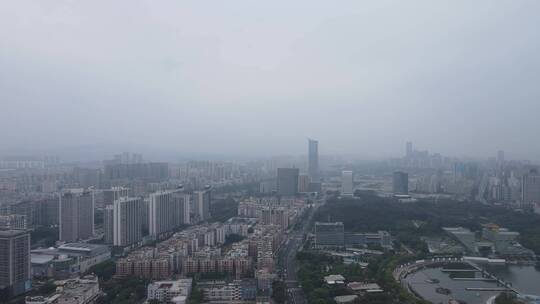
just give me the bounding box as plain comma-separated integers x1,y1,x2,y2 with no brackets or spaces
314,221,392,250
116,223,254,279
114,196,299,302
237,197,306,230
146,278,192,304
443,224,535,259
237,197,308,276
323,274,383,304
197,279,257,304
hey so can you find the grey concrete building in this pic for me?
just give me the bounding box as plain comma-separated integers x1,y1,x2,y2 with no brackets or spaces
314,222,345,248
392,171,409,195
59,189,94,242
0,230,31,298
103,205,114,244
277,168,299,196
522,170,540,205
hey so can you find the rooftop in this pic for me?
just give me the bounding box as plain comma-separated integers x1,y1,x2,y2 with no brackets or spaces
59,243,105,251
0,229,28,237
115,196,142,203
347,282,382,291
334,295,358,303
31,254,55,265
150,278,193,291
324,274,345,284
316,222,344,226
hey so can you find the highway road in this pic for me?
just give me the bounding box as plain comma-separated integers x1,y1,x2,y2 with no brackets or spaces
280,228,307,303
277,198,324,304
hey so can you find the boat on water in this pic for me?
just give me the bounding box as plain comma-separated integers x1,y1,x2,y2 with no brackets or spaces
425,278,440,284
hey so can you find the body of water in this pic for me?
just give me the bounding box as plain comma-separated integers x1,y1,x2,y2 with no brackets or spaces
487,265,540,295
404,265,540,304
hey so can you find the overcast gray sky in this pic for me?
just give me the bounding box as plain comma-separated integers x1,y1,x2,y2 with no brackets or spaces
1,1,539,160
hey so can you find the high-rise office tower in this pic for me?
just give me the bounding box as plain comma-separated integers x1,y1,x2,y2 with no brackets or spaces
59,189,94,242
522,170,540,205
341,171,354,197
392,171,409,195
103,205,114,244
113,197,143,246
194,187,211,222
103,187,129,206
277,168,299,196
0,230,31,297
308,139,319,182
406,141,413,158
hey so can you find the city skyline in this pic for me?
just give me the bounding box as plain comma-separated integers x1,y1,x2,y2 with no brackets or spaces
2,2,540,304
1,1,540,160
0,140,526,163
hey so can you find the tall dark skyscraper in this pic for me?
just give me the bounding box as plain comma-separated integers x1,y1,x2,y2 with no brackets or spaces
277,168,300,196
308,139,319,182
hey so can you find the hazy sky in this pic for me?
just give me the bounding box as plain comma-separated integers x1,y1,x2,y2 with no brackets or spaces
1,1,539,160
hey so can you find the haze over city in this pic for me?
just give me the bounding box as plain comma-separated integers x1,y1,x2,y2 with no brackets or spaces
2,3,540,304
2,1,540,160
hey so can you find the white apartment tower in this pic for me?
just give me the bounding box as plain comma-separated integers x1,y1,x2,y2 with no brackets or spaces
103,187,129,206
149,190,189,236
113,197,143,246
174,193,191,225
194,188,211,222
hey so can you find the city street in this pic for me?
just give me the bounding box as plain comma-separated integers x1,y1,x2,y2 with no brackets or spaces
277,198,324,304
